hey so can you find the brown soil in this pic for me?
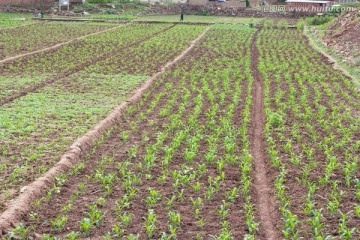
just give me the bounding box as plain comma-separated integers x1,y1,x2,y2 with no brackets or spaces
250,29,280,240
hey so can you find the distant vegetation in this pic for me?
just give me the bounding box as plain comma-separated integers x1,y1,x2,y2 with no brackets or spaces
306,16,334,26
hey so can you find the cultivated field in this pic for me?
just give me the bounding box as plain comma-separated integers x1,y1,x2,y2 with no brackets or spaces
0,14,33,29
0,22,117,60
0,18,359,240
0,23,205,208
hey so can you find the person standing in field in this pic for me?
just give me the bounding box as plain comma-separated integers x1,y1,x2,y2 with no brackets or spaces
34,8,39,18
41,10,44,19
180,12,184,22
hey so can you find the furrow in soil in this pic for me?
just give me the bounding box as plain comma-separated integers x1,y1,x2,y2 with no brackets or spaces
250,29,279,240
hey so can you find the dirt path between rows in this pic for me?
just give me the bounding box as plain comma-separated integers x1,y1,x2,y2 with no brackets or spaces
250,29,279,240
0,24,175,107
0,26,210,237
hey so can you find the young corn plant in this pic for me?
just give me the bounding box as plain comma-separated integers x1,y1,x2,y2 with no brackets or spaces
80,218,92,237
120,212,134,228
144,209,158,239
51,215,68,233
87,204,106,227
338,214,357,240
168,211,182,228
146,188,162,208
218,200,230,221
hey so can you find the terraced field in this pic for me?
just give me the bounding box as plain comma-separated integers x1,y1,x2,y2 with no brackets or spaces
0,20,359,240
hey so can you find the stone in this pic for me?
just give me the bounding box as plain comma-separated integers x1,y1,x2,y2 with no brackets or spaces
20,186,27,193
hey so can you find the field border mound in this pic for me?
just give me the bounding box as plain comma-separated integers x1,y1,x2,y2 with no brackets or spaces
0,23,128,65
0,26,210,236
